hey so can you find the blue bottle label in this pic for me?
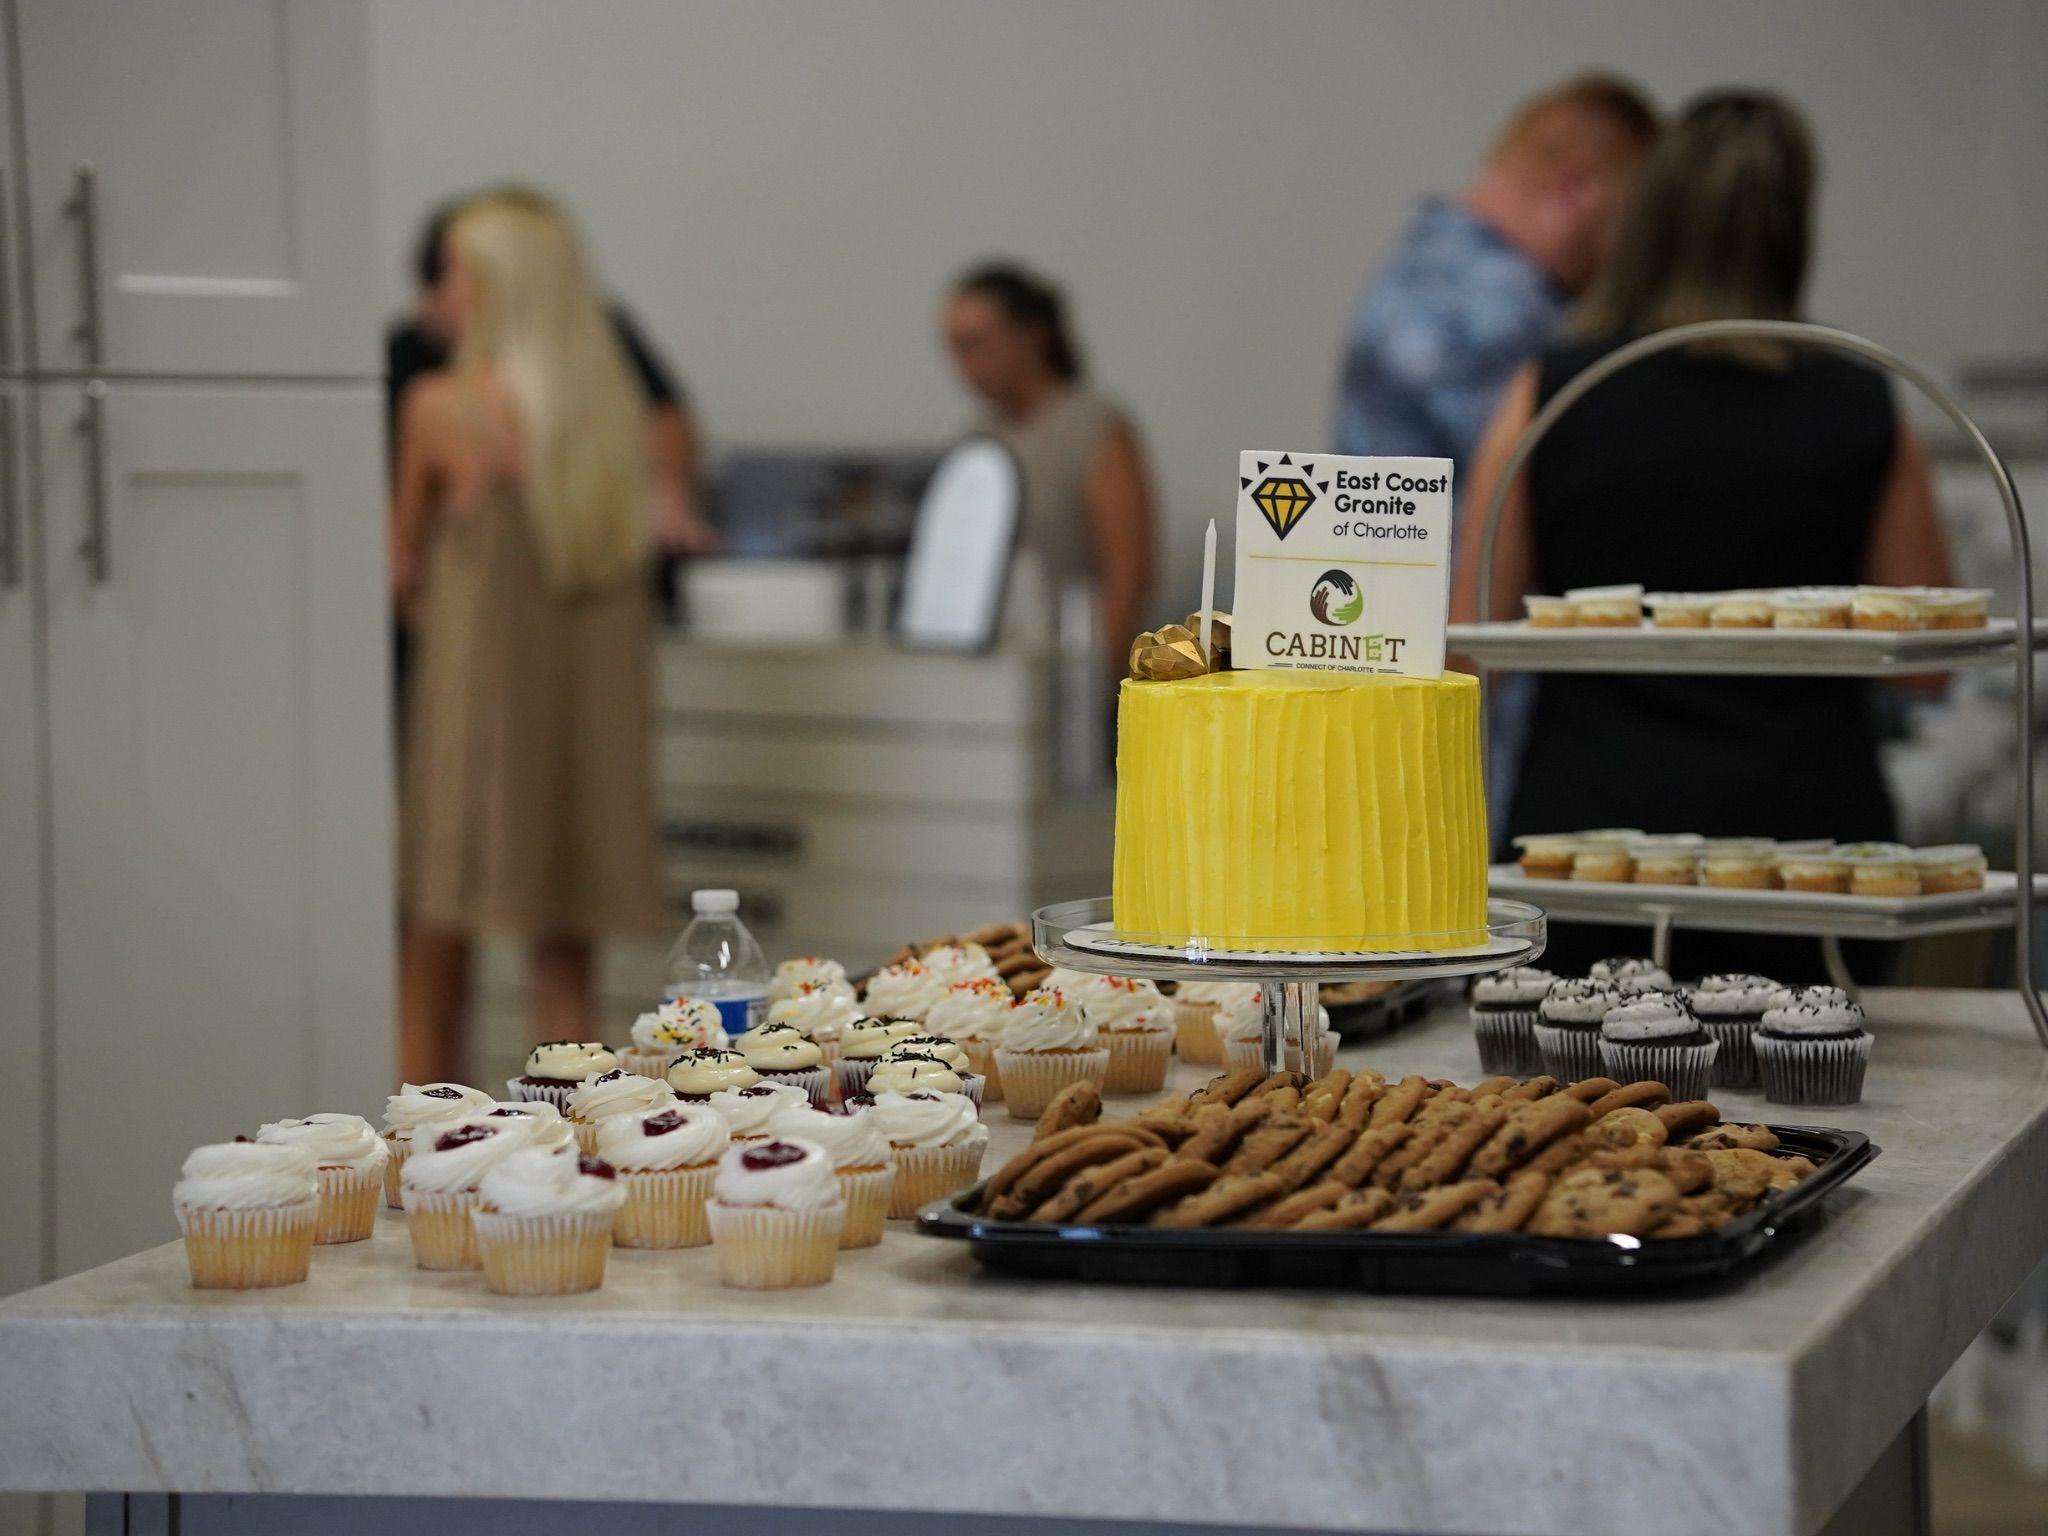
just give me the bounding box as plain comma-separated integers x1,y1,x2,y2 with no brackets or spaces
715,997,763,1036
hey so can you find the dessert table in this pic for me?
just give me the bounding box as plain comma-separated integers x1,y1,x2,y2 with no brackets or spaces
6,987,2047,1536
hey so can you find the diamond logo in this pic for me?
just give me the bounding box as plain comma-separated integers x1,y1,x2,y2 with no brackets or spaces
1242,453,1325,541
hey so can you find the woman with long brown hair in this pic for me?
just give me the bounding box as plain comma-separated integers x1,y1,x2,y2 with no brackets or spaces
390,188,667,1082
1450,91,1951,979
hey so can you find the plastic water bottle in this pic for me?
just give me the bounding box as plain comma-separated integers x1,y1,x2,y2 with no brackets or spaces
664,889,769,1037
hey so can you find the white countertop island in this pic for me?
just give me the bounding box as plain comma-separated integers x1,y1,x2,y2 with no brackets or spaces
6,988,2047,1536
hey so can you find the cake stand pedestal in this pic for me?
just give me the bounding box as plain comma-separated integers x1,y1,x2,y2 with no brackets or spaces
1031,898,1547,1073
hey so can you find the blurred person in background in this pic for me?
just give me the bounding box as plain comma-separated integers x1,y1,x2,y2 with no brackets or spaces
1450,91,1952,980
1333,71,1659,486
943,262,1156,675
390,187,669,1084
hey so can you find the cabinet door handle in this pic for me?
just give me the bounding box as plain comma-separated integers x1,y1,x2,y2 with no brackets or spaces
0,397,17,588
76,381,108,583
64,164,103,368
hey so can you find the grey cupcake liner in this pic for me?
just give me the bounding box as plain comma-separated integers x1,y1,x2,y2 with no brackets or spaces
1700,1019,1761,1089
1470,1007,1542,1077
1754,1030,1872,1106
1598,1037,1719,1101
1532,1022,1605,1083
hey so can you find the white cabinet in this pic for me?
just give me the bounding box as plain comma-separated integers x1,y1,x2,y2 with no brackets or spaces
39,383,391,1274
13,0,376,378
0,382,43,1297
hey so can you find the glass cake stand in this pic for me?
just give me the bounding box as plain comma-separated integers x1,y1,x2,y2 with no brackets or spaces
1031,898,1547,1074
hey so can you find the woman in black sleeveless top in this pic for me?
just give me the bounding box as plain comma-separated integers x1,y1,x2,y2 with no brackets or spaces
1451,92,1951,979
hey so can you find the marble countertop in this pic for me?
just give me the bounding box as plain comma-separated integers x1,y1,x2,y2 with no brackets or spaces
6,987,2048,1536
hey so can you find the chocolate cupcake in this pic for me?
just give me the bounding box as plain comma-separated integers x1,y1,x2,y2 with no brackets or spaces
1468,966,1555,1076
508,1041,618,1112
1587,956,1674,996
1598,991,1717,1100
1533,978,1623,1082
1688,973,1778,1088
734,1025,830,1107
1755,990,1872,1105
664,1047,760,1102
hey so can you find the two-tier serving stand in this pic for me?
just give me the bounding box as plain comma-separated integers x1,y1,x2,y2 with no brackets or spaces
1455,318,2048,1049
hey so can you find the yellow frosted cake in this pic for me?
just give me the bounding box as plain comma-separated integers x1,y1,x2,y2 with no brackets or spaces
1114,669,1487,951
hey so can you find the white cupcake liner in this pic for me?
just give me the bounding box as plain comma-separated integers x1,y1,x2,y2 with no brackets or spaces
383,1136,408,1209
1103,1029,1175,1095
176,1198,319,1289
612,1163,718,1248
1598,1037,1719,1101
1533,1022,1605,1084
1470,1007,1542,1077
760,1066,831,1109
706,1200,845,1288
964,1040,1003,1101
1700,1018,1762,1089
314,1164,382,1244
472,1209,616,1295
837,1164,894,1248
1173,1001,1222,1065
888,1140,987,1218
505,1077,577,1113
400,1186,483,1270
992,1048,1111,1120
619,1048,679,1079
1755,1030,1873,1106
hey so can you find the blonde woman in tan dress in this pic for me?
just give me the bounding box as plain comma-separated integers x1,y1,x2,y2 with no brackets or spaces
390,188,667,1084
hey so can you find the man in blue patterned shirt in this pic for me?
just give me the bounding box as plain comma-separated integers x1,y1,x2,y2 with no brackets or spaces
1335,73,1659,497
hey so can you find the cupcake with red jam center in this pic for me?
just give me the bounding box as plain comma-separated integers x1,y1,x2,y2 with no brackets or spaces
704,1080,812,1143
598,1102,729,1249
255,1112,389,1244
398,1115,535,1271
380,1082,493,1208
767,1101,894,1248
471,1145,625,1296
705,1138,846,1289
509,1041,618,1112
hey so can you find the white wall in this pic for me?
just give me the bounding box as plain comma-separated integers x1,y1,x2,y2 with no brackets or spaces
369,0,2048,603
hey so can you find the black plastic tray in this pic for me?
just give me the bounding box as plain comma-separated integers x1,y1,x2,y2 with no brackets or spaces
918,1125,1876,1295
1324,979,1443,1041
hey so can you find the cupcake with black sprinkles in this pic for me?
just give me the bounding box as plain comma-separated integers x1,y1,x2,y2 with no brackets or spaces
1588,956,1674,996
1598,990,1717,1100
1533,978,1622,1082
1754,989,1873,1105
1468,966,1555,1076
1688,973,1778,1089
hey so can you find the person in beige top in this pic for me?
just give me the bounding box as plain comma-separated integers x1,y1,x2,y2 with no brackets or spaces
942,263,1157,673
390,188,667,1084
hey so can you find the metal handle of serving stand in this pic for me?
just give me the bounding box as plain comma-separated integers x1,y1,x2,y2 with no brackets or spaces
1472,317,2047,1050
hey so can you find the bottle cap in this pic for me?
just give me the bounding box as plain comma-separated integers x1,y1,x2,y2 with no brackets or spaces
691,888,739,915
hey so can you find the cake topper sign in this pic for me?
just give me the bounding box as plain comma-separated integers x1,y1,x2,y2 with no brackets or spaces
1232,450,1453,678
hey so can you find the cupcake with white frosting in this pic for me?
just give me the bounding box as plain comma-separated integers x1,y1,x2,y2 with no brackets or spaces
1467,965,1556,1076
173,1142,320,1289
764,980,862,1063
1078,978,1177,1093
483,1100,576,1151
565,1067,675,1154
1216,994,1336,1077
1588,956,1675,995
917,942,1002,989
1598,991,1717,1100
471,1145,626,1296
768,1102,895,1248
924,979,1015,1100
665,1047,760,1102
768,956,848,1004
705,1081,812,1143
380,1082,493,1208
598,1103,728,1249
865,1089,990,1217
875,1035,983,1106
832,1015,924,1101
734,1023,830,1106
1166,979,1257,1067
398,1114,536,1270
1533,978,1623,1081
860,960,948,1024
620,997,727,1077
993,988,1109,1120
1689,973,1779,1088
509,1040,618,1112
256,1113,389,1244
705,1138,846,1289
1755,990,1873,1105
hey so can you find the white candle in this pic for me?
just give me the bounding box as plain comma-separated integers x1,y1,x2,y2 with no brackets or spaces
1198,519,1217,665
